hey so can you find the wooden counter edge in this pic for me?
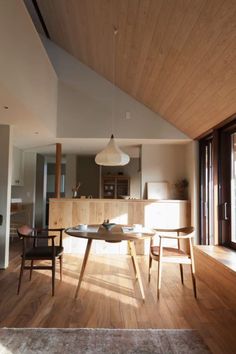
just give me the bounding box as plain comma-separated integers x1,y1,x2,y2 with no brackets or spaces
49,198,190,203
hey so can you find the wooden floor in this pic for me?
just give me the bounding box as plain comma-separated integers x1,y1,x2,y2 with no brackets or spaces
1,242,236,354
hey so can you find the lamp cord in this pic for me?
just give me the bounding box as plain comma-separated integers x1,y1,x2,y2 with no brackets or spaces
112,26,118,137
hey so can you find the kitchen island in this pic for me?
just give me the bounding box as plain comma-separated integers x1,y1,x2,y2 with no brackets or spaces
49,198,190,254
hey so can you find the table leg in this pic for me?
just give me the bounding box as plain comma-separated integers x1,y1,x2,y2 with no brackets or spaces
74,238,93,299
128,240,145,301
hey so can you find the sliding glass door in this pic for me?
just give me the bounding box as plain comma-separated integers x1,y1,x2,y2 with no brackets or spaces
231,133,236,244
219,124,236,249
199,118,236,249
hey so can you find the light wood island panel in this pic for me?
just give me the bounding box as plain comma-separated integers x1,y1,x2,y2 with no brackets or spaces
49,198,190,254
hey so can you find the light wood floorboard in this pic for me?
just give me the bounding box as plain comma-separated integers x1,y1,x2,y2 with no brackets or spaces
0,241,236,354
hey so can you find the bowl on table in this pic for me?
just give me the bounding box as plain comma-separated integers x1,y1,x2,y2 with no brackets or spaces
120,195,130,200
75,224,87,231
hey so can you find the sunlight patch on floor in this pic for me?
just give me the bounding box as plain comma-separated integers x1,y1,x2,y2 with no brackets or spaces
0,344,12,354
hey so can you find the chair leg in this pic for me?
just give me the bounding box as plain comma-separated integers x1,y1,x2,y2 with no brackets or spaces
191,264,197,298
128,241,137,279
157,260,162,300
148,255,152,282
52,258,56,296
179,264,184,284
17,258,25,295
59,255,63,281
29,260,34,280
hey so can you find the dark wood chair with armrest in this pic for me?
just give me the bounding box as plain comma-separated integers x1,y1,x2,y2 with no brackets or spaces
17,225,64,296
148,227,196,299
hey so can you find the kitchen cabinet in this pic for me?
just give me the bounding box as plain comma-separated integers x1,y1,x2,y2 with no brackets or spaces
12,146,24,186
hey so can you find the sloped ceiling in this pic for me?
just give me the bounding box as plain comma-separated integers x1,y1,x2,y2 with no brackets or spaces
36,0,236,139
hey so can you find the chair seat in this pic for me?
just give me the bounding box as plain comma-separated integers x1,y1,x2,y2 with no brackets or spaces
151,246,189,258
24,246,64,259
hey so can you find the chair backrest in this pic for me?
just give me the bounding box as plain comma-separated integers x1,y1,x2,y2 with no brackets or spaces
17,225,36,255
154,226,194,254
17,224,33,238
176,227,194,254
176,226,194,235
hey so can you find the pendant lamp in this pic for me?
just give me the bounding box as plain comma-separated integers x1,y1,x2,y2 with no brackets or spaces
95,27,130,166
95,134,130,166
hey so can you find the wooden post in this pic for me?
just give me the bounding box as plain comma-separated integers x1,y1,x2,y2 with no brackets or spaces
55,143,62,198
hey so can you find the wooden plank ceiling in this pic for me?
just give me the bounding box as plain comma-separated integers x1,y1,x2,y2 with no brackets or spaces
37,0,236,139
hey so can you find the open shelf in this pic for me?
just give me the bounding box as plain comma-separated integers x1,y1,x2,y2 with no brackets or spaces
102,175,130,199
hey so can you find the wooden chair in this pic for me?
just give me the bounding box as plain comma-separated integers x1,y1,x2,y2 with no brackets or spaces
148,227,196,299
17,225,64,296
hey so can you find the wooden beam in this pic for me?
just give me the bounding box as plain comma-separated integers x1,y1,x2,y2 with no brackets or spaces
55,143,61,198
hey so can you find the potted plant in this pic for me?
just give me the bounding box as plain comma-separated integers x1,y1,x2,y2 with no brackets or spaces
175,179,189,200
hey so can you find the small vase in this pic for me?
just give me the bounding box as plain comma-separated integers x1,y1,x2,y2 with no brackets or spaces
72,190,78,198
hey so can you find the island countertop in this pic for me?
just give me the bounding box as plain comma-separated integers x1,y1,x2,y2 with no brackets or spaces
49,198,189,203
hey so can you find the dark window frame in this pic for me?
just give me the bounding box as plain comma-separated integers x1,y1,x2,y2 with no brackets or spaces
199,117,236,249
199,134,214,245
219,120,236,250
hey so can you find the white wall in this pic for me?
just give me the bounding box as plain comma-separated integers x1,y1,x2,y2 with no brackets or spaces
42,37,189,141
0,0,57,134
141,142,199,240
0,125,12,268
141,144,188,199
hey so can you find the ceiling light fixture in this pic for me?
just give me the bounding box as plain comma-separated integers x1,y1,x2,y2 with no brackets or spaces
95,134,129,166
95,27,130,166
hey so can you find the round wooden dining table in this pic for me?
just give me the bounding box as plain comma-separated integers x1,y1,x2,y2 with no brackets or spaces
65,224,155,301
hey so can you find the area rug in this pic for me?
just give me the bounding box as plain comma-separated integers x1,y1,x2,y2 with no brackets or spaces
0,328,211,354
